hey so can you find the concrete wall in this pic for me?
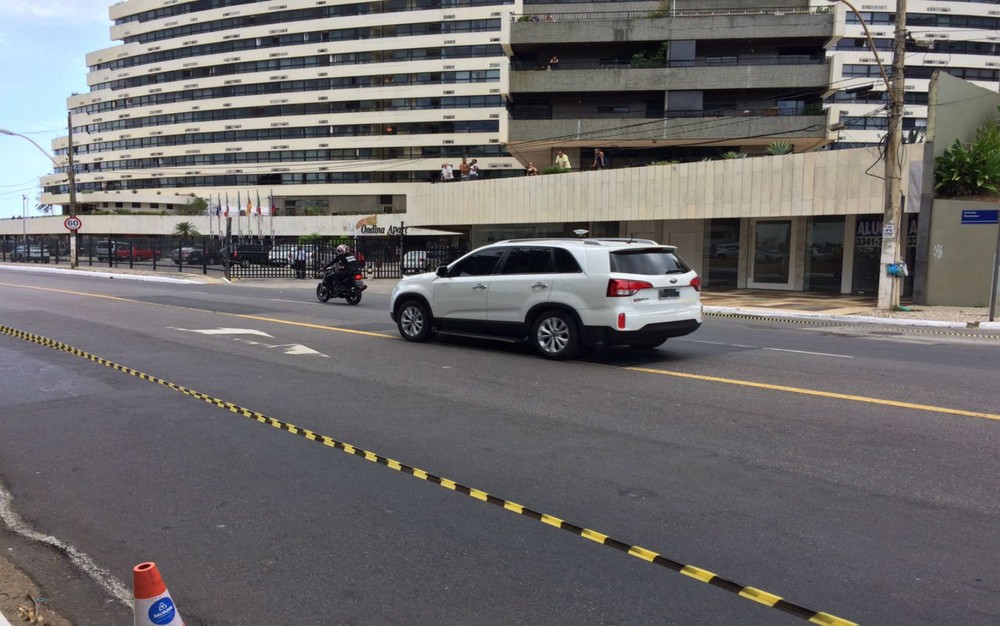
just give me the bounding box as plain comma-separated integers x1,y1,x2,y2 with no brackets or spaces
0,213,446,239
406,145,924,226
924,200,999,307
931,72,1000,158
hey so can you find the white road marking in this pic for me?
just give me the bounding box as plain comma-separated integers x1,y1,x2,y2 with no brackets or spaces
169,327,327,357
170,327,275,338
681,339,757,349
272,343,328,357
0,482,133,609
680,339,853,358
763,348,854,359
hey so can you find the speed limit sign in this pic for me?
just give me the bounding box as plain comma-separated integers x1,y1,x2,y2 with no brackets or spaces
64,216,83,231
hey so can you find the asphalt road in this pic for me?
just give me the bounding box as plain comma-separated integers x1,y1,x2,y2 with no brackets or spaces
1,271,999,625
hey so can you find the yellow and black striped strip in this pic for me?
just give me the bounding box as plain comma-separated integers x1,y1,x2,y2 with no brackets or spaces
705,311,1000,339
1,323,858,626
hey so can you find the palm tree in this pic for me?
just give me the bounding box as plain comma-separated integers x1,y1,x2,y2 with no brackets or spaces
173,221,201,239
34,203,54,215
173,221,201,252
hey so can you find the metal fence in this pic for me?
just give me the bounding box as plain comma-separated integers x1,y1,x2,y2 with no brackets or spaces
1,234,468,280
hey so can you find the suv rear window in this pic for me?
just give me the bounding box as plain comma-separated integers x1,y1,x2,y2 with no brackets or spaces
610,249,690,275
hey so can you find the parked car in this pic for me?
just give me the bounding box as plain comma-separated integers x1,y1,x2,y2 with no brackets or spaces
219,243,270,267
171,246,218,265
115,243,161,261
13,245,51,263
402,249,450,274
390,238,702,359
96,240,131,261
713,242,739,258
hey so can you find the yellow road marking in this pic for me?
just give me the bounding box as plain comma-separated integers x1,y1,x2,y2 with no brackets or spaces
4,280,998,423
627,366,1000,422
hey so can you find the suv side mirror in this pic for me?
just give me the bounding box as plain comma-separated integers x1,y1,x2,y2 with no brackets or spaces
436,265,448,278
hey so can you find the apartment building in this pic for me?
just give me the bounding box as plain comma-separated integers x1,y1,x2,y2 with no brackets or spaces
827,0,1000,147
41,0,525,215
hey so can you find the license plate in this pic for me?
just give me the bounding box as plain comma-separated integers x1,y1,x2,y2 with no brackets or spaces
659,288,679,299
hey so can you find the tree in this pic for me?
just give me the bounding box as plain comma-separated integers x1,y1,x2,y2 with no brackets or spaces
173,221,201,240
178,196,208,215
34,203,54,215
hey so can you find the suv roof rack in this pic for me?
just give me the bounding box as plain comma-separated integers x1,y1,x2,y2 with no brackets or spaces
494,237,662,246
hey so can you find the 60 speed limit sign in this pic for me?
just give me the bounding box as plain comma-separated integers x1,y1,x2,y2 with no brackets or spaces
64,217,83,231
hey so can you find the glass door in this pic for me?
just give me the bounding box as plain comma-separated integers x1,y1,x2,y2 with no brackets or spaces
748,219,794,289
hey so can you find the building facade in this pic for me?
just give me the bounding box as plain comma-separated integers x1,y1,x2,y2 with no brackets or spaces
827,0,1000,147
42,0,526,215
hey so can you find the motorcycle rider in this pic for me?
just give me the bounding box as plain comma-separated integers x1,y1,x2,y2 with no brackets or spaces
323,244,364,292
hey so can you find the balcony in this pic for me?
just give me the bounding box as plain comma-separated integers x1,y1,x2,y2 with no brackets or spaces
510,8,836,46
511,58,831,93
509,113,829,145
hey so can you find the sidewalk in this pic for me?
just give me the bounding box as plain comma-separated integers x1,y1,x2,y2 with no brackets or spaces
2,262,999,330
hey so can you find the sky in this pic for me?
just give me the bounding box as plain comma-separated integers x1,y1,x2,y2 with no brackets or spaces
0,0,112,219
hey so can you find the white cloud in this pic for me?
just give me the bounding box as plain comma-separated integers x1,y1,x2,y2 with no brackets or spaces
0,0,110,22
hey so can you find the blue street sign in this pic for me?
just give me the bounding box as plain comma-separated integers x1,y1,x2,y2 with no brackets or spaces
961,210,999,224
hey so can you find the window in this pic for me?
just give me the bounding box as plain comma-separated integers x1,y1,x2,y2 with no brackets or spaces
450,248,504,276
499,247,553,274
554,248,582,273
610,250,690,275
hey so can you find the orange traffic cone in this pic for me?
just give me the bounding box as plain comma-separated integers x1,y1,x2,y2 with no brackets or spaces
133,562,184,626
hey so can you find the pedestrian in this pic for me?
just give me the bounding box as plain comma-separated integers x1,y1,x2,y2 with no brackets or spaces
469,159,479,180
548,55,559,71
441,163,454,182
592,148,608,169
459,157,471,181
292,246,307,279
525,162,539,176
554,150,571,170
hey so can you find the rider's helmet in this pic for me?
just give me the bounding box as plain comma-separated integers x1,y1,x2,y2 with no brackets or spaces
336,244,349,255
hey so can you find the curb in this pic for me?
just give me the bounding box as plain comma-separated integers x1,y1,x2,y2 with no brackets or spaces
703,306,970,329
0,263,203,284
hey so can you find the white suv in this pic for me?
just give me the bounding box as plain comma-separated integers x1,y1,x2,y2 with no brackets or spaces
389,238,702,359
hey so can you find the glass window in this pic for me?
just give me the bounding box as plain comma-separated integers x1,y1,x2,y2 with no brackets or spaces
553,248,582,273
610,249,690,275
450,248,504,276
499,247,553,274
752,220,791,284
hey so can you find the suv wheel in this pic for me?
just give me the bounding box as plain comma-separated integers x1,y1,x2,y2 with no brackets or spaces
397,300,432,342
531,311,578,360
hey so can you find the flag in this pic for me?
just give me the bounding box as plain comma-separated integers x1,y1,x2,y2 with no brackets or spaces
224,192,230,217
256,190,262,215
247,196,254,216
237,190,243,216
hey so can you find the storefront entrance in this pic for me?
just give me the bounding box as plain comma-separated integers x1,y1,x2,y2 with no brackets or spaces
748,219,796,289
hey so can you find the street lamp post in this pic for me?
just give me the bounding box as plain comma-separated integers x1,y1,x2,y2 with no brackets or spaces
828,0,907,309
0,116,80,269
22,194,27,256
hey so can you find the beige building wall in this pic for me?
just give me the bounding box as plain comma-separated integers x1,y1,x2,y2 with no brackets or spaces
924,200,999,307
405,145,922,226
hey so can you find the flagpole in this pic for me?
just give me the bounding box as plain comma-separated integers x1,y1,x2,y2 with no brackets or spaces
269,189,275,244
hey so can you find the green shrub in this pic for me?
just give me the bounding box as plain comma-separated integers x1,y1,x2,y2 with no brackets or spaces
934,138,1000,197
765,140,794,155
721,151,747,160
540,166,572,175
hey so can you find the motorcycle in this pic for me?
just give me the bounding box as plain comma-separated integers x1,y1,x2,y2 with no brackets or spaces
316,269,366,305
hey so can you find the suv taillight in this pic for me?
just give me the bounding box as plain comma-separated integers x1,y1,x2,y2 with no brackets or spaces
691,275,702,292
607,279,653,297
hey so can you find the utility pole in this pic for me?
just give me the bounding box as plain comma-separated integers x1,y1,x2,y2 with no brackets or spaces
67,111,79,269
879,0,907,310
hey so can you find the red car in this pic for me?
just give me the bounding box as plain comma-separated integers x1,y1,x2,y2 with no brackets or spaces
115,244,161,261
